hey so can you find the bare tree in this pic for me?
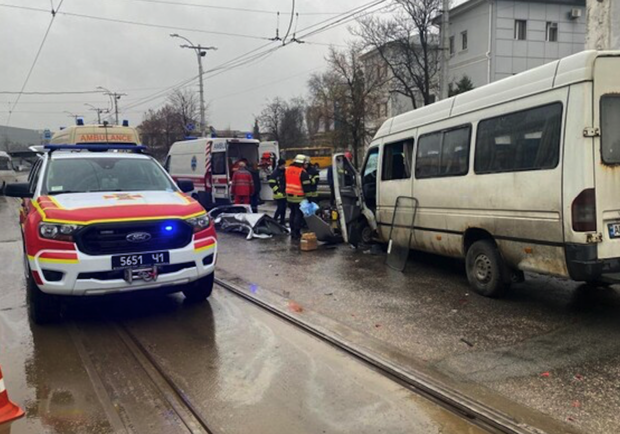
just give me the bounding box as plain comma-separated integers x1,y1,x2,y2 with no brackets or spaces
168,88,200,134
258,97,287,143
308,44,386,168
138,89,201,160
258,97,307,148
356,0,441,109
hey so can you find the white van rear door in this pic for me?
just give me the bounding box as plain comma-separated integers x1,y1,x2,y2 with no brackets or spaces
594,56,620,259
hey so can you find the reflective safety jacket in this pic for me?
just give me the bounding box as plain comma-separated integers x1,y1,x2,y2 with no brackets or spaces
268,167,286,200
306,166,320,198
230,168,255,197
285,164,311,203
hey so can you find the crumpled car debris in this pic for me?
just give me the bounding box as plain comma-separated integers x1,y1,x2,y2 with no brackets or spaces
208,205,289,240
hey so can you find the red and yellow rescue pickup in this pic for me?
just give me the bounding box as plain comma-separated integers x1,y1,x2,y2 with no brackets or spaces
4,144,217,324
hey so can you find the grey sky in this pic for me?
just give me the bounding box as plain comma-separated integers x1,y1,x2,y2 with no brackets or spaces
0,0,385,132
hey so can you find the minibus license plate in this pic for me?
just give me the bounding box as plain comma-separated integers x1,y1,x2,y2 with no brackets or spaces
112,251,170,269
608,223,620,239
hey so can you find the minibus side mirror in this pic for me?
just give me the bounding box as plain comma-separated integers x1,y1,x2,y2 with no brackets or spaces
4,183,32,198
176,180,194,193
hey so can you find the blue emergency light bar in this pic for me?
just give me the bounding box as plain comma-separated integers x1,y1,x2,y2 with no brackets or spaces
44,144,147,153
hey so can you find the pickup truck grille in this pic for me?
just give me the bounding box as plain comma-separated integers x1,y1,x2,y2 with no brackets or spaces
75,221,193,255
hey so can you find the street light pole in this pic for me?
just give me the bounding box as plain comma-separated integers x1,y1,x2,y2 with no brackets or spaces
170,33,217,137
439,0,451,100
64,111,83,123
97,86,127,125
85,103,109,124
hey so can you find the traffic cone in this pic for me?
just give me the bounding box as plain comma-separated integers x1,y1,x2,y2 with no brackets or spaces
0,365,24,425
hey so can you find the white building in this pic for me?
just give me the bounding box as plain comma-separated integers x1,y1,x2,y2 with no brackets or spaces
447,0,586,86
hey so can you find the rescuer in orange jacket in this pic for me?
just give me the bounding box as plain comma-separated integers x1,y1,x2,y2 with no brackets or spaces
286,154,312,240
231,161,255,205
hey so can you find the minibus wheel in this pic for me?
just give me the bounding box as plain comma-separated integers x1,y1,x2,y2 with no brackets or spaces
465,240,510,297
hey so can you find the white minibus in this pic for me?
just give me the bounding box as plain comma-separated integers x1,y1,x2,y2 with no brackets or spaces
335,51,620,297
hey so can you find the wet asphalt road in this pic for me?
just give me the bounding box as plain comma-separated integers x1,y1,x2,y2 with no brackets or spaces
0,196,486,434
214,207,620,434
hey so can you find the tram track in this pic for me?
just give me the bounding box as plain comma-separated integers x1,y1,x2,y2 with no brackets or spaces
74,275,551,434
213,277,547,434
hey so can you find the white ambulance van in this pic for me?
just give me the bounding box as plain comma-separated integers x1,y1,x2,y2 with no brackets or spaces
165,137,261,208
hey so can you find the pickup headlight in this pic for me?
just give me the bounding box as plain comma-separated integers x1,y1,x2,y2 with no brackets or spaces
39,223,81,241
186,214,210,233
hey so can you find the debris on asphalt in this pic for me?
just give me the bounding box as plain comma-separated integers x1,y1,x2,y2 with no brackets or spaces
574,374,584,381
288,301,304,313
572,400,581,408
460,338,474,347
540,372,551,378
209,205,289,239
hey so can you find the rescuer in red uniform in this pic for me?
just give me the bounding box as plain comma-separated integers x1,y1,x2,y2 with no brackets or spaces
231,161,255,205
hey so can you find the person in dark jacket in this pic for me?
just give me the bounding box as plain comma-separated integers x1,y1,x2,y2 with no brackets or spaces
305,157,320,203
269,159,287,225
230,161,254,205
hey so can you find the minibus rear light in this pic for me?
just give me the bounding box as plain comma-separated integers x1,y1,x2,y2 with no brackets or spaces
572,188,597,232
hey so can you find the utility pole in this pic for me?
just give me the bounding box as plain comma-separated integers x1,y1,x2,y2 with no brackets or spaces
64,111,83,123
440,0,451,100
586,0,620,50
97,86,126,125
171,33,217,138
85,103,109,124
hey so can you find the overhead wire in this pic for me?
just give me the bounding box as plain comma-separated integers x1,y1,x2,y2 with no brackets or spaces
1,0,391,122
5,0,65,127
111,0,345,16
119,0,391,114
281,0,296,44
0,4,273,41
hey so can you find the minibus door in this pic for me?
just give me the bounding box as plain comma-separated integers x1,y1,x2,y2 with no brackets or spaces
332,154,376,244
594,56,620,260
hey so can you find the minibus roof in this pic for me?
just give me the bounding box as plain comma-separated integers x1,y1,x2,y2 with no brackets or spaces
376,50,620,140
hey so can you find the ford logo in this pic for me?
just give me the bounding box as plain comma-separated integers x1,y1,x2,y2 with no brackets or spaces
126,232,152,243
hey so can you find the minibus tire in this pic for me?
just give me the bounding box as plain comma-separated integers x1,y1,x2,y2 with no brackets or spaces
465,240,510,298
183,273,214,302
26,268,61,324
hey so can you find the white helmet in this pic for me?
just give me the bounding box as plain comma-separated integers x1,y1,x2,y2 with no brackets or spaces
294,154,306,164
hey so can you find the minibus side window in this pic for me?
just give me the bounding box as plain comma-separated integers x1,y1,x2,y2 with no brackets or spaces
382,139,414,181
440,126,471,176
601,95,620,164
416,132,441,178
474,102,562,173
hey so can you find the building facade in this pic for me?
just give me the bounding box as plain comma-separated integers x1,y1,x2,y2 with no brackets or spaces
0,125,44,152
448,0,586,87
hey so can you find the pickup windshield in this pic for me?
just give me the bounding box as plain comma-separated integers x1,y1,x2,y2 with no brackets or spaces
42,157,176,195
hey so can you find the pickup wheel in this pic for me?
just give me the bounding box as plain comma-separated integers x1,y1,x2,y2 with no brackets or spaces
465,240,510,298
26,266,61,324
183,273,214,302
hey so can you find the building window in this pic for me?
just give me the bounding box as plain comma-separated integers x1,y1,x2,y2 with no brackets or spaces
515,20,527,40
546,22,558,42
449,36,455,55
461,31,468,50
